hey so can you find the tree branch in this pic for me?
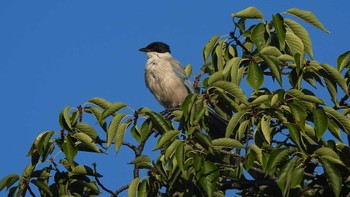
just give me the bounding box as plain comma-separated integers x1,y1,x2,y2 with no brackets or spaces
112,184,129,197
92,163,116,197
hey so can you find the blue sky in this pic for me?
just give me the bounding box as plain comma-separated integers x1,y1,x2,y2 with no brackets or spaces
1,1,349,196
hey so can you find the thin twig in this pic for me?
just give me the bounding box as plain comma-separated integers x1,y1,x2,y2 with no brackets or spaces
112,184,129,197
92,163,116,197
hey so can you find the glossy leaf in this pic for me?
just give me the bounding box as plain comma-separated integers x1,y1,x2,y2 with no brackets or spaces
260,115,271,144
184,64,192,78
251,23,266,50
72,165,102,177
146,111,172,134
247,62,264,91
212,81,248,104
75,122,98,140
287,89,325,105
285,8,329,33
88,97,111,109
175,141,185,171
199,160,219,196
100,102,127,120
128,177,141,197
260,55,282,86
314,147,344,166
266,148,290,175
154,130,180,150
276,157,297,197
284,19,313,59
225,110,247,137
232,6,264,19
287,123,304,151
203,36,221,61
73,133,101,153
115,121,131,154
272,14,286,50
129,155,152,167
107,113,126,148
31,180,53,196
321,64,349,94
337,51,350,72
212,138,244,148
320,158,341,197
285,30,304,56
62,135,78,167
0,174,19,191
325,107,350,135
313,108,328,140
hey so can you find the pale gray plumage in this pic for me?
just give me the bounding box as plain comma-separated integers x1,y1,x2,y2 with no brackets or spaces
140,42,193,108
139,42,228,138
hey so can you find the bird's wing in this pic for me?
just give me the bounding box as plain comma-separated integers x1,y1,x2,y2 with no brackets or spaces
168,58,195,93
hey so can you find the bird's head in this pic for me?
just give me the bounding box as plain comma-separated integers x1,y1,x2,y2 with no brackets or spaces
139,42,171,56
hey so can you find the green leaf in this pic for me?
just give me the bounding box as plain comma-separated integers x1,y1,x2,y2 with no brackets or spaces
285,30,304,56
165,139,181,160
313,108,328,140
129,155,152,168
260,46,282,57
37,131,55,161
272,14,286,50
74,132,101,153
247,62,264,91
107,113,126,148
232,6,264,19
60,106,72,131
284,19,313,59
128,177,141,197
115,121,132,154
260,55,282,86
212,138,244,148
130,125,141,143
203,35,221,61
0,174,19,191
154,130,180,150
100,102,127,120
266,148,291,175
199,160,219,197
228,57,244,85
325,107,350,135
184,64,192,78
285,8,329,33
314,147,344,166
290,166,305,188
175,141,185,171
146,111,172,134
288,102,307,128
75,122,98,140
212,81,248,105
321,63,349,94
287,89,325,105
287,123,304,151
251,23,266,50
31,180,53,196
62,135,78,167
320,158,341,197
328,119,341,141
337,51,350,72
260,115,271,144
249,144,263,165
88,97,111,109
225,110,247,137
72,165,102,177
276,157,297,197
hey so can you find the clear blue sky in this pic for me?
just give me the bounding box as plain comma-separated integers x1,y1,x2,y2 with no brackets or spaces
1,1,349,196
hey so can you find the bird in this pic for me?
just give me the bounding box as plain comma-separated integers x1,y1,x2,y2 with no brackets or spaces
139,41,228,138
139,42,194,109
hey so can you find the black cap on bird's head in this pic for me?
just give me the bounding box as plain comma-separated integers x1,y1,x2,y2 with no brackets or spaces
139,42,171,53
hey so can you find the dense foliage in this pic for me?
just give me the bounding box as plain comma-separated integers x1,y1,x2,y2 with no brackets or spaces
2,7,350,197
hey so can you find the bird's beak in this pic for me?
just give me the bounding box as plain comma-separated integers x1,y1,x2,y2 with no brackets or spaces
139,47,149,52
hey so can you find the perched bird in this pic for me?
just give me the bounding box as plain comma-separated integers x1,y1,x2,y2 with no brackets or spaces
139,41,227,138
139,42,194,109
